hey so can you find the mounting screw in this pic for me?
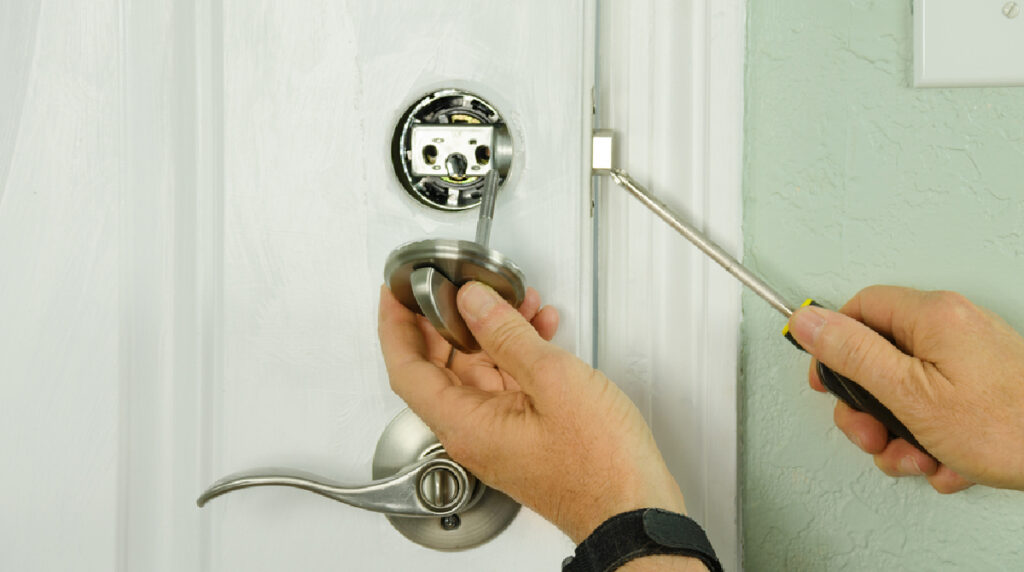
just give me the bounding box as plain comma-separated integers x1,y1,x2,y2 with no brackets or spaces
440,514,461,530
1004,1,1020,19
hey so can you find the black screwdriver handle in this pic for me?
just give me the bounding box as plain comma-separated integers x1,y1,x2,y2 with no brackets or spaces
785,300,933,458
815,362,931,457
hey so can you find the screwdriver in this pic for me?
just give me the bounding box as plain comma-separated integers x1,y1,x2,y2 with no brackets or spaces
592,131,930,456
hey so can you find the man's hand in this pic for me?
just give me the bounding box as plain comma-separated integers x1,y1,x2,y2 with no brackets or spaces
378,282,687,543
787,286,1024,493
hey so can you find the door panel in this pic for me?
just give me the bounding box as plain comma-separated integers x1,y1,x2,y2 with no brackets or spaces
0,2,121,570
3,1,742,570
213,1,593,569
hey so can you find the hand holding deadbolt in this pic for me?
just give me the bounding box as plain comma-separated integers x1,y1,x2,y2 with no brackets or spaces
385,170,526,353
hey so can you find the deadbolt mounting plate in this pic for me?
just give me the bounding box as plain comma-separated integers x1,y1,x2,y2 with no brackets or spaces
392,89,513,211
374,408,520,551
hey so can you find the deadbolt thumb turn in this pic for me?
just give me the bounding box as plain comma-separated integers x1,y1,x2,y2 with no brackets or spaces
197,408,519,551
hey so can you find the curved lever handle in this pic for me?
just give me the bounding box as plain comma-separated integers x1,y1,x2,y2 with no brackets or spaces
197,454,478,517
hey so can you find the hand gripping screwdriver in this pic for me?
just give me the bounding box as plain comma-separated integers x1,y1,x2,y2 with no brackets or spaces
592,131,929,455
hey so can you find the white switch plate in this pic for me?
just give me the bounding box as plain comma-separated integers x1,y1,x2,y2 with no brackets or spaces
914,0,1024,87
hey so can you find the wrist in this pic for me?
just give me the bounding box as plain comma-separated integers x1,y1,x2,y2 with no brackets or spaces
562,470,687,543
562,508,722,572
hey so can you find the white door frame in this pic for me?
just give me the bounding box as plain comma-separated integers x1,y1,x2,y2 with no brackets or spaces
594,1,745,569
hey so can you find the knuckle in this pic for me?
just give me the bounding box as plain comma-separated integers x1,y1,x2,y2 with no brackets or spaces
857,284,886,300
927,290,974,324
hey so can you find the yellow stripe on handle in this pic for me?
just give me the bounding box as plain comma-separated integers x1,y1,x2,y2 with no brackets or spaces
781,298,816,336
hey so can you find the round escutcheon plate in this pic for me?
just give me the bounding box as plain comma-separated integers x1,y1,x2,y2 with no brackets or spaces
384,238,526,320
373,409,521,551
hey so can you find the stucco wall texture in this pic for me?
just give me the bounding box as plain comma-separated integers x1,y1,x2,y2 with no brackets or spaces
740,1,1024,570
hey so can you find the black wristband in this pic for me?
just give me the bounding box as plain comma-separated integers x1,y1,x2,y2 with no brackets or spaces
562,509,722,572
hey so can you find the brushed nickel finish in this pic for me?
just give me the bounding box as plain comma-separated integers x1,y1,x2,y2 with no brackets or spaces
384,238,526,345
373,409,520,551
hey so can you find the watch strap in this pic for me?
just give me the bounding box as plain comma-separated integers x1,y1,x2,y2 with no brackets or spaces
562,508,722,572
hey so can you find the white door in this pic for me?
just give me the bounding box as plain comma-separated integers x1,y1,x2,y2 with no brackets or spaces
206,1,594,570
1,1,741,570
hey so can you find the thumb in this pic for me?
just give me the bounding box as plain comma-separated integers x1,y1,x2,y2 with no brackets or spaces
788,305,920,412
457,282,559,393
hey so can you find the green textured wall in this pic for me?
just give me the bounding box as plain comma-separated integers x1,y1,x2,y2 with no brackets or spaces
741,1,1024,570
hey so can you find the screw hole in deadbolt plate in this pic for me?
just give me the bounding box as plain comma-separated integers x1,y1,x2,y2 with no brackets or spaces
373,409,520,551
391,89,513,211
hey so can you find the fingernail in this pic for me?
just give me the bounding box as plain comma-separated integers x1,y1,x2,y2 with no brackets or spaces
848,432,864,451
898,456,923,475
459,282,499,321
789,306,827,346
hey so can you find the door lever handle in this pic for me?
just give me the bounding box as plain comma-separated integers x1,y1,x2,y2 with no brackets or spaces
197,453,478,517
196,409,520,551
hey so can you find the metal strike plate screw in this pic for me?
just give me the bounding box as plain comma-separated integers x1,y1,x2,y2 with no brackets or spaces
1004,2,1020,19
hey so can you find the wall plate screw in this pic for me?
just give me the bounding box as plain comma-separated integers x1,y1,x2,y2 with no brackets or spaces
1004,1,1020,19
440,514,461,530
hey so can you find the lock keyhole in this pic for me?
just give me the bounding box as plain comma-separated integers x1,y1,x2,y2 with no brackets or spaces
445,153,469,179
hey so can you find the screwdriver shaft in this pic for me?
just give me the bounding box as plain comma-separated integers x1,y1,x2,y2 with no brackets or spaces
608,168,795,317
474,170,498,248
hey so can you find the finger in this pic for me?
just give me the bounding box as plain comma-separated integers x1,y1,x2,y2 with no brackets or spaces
927,466,973,494
447,304,558,389
449,298,556,382
457,282,563,394
448,352,507,392
531,305,560,342
379,285,431,371
379,286,474,428
518,288,541,321
808,359,826,392
872,438,938,477
787,305,924,416
415,314,455,367
833,400,888,454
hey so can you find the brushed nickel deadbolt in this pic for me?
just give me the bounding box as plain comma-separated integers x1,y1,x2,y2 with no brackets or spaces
385,170,526,352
